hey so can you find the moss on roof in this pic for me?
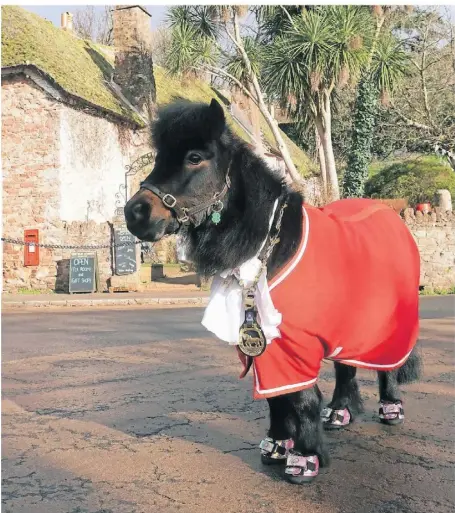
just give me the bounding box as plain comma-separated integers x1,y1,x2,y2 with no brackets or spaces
2,5,314,175
1,6,141,123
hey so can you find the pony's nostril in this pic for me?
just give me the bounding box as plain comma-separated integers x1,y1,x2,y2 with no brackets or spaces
131,202,147,223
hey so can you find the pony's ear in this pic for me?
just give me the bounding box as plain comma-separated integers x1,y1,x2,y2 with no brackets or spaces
208,99,225,139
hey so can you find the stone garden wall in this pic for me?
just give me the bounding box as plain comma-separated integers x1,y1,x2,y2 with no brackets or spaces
403,208,455,291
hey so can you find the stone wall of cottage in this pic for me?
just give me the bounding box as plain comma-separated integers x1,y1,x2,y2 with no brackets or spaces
403,208,455,291
2,76,62,291
2,76,148,293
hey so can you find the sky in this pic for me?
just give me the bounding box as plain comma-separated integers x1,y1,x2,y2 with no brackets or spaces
20,4,455,30
22,5,169,29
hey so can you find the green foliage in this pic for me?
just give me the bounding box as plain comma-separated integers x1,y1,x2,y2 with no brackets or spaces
167,6,219,40
254,6,303,42
370,34,409,95
16,288,55,295
364,156,455,205
225,36,262,84
163,5,315,176
165,15,218,76
263,6,372,103
342,77,378,197
419,286,455,296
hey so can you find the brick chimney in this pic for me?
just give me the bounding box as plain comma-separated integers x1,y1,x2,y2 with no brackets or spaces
113,5,156,121
61,12,73,32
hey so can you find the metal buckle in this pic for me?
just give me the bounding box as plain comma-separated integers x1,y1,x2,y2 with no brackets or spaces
212,200,224,213
178,212,190,223
162,194,177,208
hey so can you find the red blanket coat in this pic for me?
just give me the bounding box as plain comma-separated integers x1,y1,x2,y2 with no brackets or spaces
251,199,420,400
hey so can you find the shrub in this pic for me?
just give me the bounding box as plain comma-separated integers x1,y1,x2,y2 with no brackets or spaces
365,155,455,206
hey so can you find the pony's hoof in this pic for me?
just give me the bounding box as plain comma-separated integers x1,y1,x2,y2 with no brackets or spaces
284,453,319,484
322,407,351,430
259,437,293,465
379,401,404,425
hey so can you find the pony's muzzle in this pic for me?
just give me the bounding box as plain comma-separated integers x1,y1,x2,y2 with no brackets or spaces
124,191,176,242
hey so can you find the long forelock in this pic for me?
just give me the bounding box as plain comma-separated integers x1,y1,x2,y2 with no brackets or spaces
152,101,220,152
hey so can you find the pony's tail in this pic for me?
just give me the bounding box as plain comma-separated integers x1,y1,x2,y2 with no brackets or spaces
396,347,421,384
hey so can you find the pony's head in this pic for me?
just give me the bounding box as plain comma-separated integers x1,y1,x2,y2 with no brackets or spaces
124,99,231,242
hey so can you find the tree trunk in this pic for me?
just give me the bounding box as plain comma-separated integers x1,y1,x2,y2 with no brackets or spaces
316,95,340,201
247,84,266,157
230,12,303,185
315,127,327,197
252,79,303,184
366,14,385,70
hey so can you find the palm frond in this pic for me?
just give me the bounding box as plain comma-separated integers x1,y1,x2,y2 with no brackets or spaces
370,35,410,94
225,36,262,84
166,21,217,76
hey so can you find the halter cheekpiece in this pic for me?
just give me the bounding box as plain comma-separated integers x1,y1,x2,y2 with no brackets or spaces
140,166,231,226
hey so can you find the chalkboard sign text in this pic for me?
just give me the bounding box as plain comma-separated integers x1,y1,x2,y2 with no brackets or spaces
114,225,137,276
69,254,97,293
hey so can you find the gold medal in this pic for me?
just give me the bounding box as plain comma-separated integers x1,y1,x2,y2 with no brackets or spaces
238,322,267,357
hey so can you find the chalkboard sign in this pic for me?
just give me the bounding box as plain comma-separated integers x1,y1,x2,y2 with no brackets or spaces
69,254,97,293
114,224,137,275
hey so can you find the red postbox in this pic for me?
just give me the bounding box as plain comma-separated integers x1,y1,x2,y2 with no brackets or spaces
24,229,40,266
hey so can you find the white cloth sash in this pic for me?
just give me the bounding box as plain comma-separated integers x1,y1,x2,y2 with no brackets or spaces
201,200,282,345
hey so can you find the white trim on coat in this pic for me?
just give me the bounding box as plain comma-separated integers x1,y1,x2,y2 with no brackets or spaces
254,371,317,395
336,349,414,369
269,206,310,291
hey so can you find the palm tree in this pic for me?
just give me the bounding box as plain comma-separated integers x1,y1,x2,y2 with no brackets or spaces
262,6,373,200
342,6,410,198
166,6,219,79
165,5,303,184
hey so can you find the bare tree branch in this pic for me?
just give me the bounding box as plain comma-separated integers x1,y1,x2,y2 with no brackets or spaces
390,102,435,131
227,9,303,183
420,21,436,128
194,64,259,105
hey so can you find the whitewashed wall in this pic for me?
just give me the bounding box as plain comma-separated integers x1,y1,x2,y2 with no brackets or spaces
59,108,144,223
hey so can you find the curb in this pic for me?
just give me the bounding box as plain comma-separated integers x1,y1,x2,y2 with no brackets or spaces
2,297,209,309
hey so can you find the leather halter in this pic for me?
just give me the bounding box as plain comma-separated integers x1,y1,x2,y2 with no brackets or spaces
140,166,231,226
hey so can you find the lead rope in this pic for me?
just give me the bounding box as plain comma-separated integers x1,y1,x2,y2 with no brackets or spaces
237,200,288,360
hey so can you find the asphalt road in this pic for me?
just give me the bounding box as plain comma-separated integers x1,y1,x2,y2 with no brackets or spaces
2,296,454,513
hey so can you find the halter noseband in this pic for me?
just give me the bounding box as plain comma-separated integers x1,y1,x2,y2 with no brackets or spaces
140,166,231,226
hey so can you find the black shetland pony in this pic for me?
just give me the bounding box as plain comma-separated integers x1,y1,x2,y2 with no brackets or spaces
125,99,421,484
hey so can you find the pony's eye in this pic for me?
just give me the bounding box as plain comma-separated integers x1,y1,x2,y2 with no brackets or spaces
187,153,202,165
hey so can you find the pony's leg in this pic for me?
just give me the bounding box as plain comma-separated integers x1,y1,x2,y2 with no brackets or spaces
261,395,296,465
263,387,329,483
284,386,329,484
323,362,363,430
378,370,404,425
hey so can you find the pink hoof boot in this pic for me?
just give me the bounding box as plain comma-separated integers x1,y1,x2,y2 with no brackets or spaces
379,401,404,425
260,437,294,465
285,452,319,484
322,407,351,430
